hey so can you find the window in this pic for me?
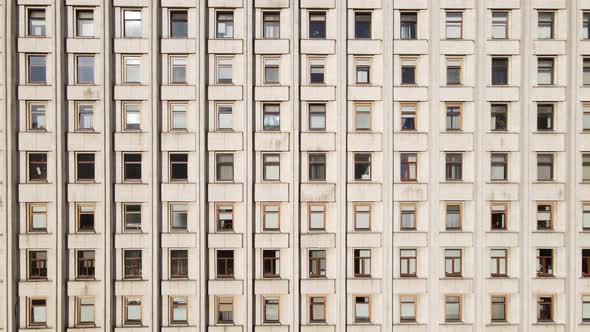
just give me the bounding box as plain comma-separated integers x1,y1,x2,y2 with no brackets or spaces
217,250,234,278
77,103,94,131
583,154,590,181
170,297,188,325
28,204,47,232
263,204,280,231
446,11,463,39
401,204,416,230
400,58,415,85
491,204,507,230
263,104,280,131
217,57,232,84
309,250,326,277
76,10,94,37
28,55,46,84
585,13,590,40
400,296,417,322
445,204,462,230
216,153,234,181
400,249,417,277
170,57,187,84
77,204,95,232
124,297,142,326
217,297,233,323
310,58,325,84
76,55,94,84
170,250,188,278
583,249,590,277
309,12,326,39
584,296,590,322
77,250,95,279
309,297,326,322
537,248,554,277
76,297,95,326
124,250,142,279
262,154,280,182
354,249,371,277
28,251,47,279
538,12,554,39
445,153,463,181
263,12,280,39
28,103,46,131
537,58,554,85
537,204,553,230
585,58,590,85
490,249,507,277
263,298,280,323
584,204,590,230
491,104,508,131
124,204,141,230
445,296,461,322
446,58,462,85
309,204,325,231
356,58,371,84
491,153,508,181
123,103,141,130
401,103,416,130
309,153,326,181
354,12,371,39
28,153,47,182
309,104,326,131
445,249,462,277
400,153,417,181
354,296,370,322
537,153,554,181
264,58,280,84
217,104,233,130
353,204,371,230
491,296,507,322
123,10,142,38
217,204,234,231
216,11,234,38
262,250,280,278
354,153,371,181
170,10,188,38
123,56,141,84
355,104,371,131
491,58,508,85
537,296,553,322
28,299,47,327
446,104,461,130
170,103,187,130
400,12,417,40
123,153,142,181
170,203,188,231
28,9,46,36
76,153,95,182
170,153,188,182
491,11,508,39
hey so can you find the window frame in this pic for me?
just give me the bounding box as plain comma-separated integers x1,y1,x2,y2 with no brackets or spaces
170,249,189,279
124,296,143,326
123,203,142,231
216,11,234,39
309,296,327,323
353,295,371,323
123,249,142,279
169,296,188,325
28,152,48,182
27,102,47,131
444,249,462,277
490,249,508,277
76,296,95,326
262,11,281,39
262,153,281,182
308,249,326,278
537,153,555,181
27,54,47,85
28,298,48,327
216,204,234,232
400,295,417,322
262,203,280,231
400,249,417,278
445,295,462,322
123,9,142,38
354,11,372,39
215,153,234,182
491,11,509,39
491,203,509,230
123,152,142,182
170,55,188,85
216,249,234,278
217,296,234,323
28,203,48,233
75,9,95,38
536,203,555,231
400,203,417,230
122,102,141,131
445,11,463,39
353,248,372,277
308,203,326,231
76,250,96,280
27,7,46,37
308,153,327,181
76,152,95,182
169,10,188,38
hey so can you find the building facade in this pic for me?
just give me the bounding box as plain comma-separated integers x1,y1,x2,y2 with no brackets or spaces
2,0,590,331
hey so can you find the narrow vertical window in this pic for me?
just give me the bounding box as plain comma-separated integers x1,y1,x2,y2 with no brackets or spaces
124,297,142,326
170,203,188,231
354,204,371,231
491,104,508,131
400,58,416,85
308,153,326,181
538,12,555,39
491,296,507,322
123,10,142,38
309,104,326,131
28,299,47,327
170,10,188,38
308,204,326,231
170,297,188,325
491,11,508,39
28,103,46,131
170,103,187,130
446,58,462,85
28,153,48,182
400,296,417,321
400,204,417,230
77,103,94,131
537,296,553,322
123,56,141,84
123,204,142,230
169,153,188,182
490,249,507,277
356,58,371,84
446,104,461,130
77,204,95,232
491,204,507,230
400,249,417,277
216,12,234,38
537,249,554,277
170,250,188,279
124,250,142,279
400,12,417,40
309,297,326,322
445,11,463,39
76,10,94,37
537,204,553,230
262,250,280,278
491,58,508,85
264,58,280,84
76,297,95,326
263,12,280,39
445,153,463,181
353,249,371,277
354,12,371,39
28,204,47,232
123,103,141,130
445,249,462,277
217,297,234,323
401,103,417,130
216,153,234,181
76,153,95,182
490,153,508,181
263,104,280,131
262,204,280,231
537,58,554,85
354,296,371,322
355,104,371,131
445,296,461,322
262,154,280,182
217,57,233,84
309,58,325,84
217,104,233,130
216,204,234,231
400,153,417,181
170,56,187,84
309,12,326,38
537,153,554,181
28,9,46,37
123,153,142,182
28,55,47,84
263,298,280,323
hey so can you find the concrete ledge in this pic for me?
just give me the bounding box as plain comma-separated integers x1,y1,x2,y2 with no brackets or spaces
114,85,150,100
208,233,243,248
300,132,335,151
255,39,290,54
161,233,196,248
114,233,151,248
254,183,289,202
161,38,197,54
300,233,335,248
393,278,428,294
301,0,334,8
18,85,53,100
161,132,197,151
67,183,102,202
348,40,382,55
161,280,197,295
393,232,428,247
347,233,382,248
208,85,243,101
300,39,335,54
114,132,151,151
254,279,289,294
208,39,243,54
255,86,290,101
17,38,52,53
208,132,243,151
254,132,290,151
300,86,336,101
19,132,56,151
66,38,102,53
347,183,382,202
208,183,243,202
347,278,381,294
254,0,289,7
161,183,197,202
67,133,103,151
254,233,290,248
19,183,56,202
438,278,473,293
208,280,243,295
394,40,429,55
300,183,335,202
348,133,382,152
300,279,335,294
67,85,102,100
348,86,382,101
208,0,243,7
114,280,151,296
161,85,196,100
114,183,150,202
113,38,150,53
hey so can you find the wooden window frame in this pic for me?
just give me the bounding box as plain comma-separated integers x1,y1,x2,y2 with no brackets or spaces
123,203,142,231
170,55,188,85
536,202,555,231
76,296,95,326
28,203,48,233
583,294,590,322
583,202,590,231
400,102,417,131
445,152,463,181
169,202,188,232
490,203,509,230
445,103,463,131
353,295,371,323
537,295,554,322
308,249,326,278
169,152,189,182
262,153,281,182
75,54,94,85
490,152,508,181
170,249,189,279
76,250,95,279
491,295,507,322
216,296,234,323
262,203,280,231
445,203,463,231
169,296,188,325
537,248,554,277
400,203,417,231
490,249,508,277
308,153,327,181
28,152,48,182
400,295,417,322
215,153,234,182
216,249,234,278
76,203,96,232
309,296,327,323
491,11,509,40
76,152,95,182
216,103,233,131
445,11,463,39
446,57,463,85
123,152,142,182
122,102,141,131
216,203,234,232
28,250,47,280
28,298,47,327
27,54,47,85
27,101,47,131
400,249,417,277
75,102,94,132
444,249,462,277
354,103,372,131
400,152,418,181
353,248,371,277
444,295,462,322
353,203,371,231
263,296,280,323
123,249,142,279
537,153,555,181
169,102,188,131
308,203,326,231
123,296,142,326
262,249,280,278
